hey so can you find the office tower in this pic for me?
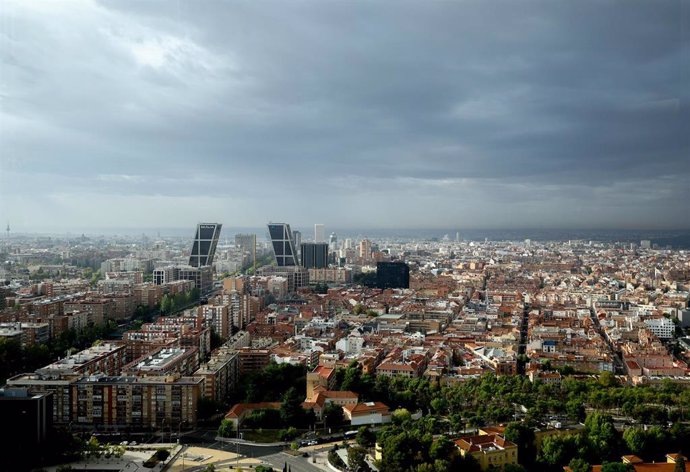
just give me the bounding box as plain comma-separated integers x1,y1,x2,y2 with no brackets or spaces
189,223,222,267
292,230,302,254
640,240,651,249
300,242,329,269
376,261,410,289
314,224,325,243
268,223,298,266
329,232,337,247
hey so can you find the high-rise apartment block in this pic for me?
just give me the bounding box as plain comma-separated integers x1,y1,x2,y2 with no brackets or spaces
359,239,373,260
268,223,299,267
300,242,329,269
199,304,231,338
189,223,222,267
314,224,325,243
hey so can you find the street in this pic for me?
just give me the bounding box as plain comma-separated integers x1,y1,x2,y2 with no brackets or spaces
262,451,326,472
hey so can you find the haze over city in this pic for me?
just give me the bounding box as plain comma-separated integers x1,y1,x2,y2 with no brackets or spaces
1,0,689,232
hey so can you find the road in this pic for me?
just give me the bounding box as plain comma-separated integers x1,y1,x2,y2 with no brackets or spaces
180,429,284,458
517,303,530,375
588,306,625,374
262,451,326,472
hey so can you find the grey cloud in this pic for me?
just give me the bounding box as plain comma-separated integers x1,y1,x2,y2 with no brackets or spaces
0,0,688,230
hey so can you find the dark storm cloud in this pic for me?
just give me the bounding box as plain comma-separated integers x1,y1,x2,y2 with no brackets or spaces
0,0,688,230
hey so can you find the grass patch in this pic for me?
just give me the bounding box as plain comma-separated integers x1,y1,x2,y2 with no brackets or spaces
243,429,283,443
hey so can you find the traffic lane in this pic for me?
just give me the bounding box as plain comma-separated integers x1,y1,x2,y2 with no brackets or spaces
203,440,284,458
263,452,324,472
299,439,354,453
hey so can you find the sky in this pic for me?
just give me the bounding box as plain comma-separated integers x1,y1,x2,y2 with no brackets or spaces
0,0,689,233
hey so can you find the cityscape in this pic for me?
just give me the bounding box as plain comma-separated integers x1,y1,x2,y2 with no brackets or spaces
0,223,689,471
1,1,689,472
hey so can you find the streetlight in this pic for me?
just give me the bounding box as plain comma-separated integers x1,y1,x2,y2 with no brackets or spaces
236,428,242,471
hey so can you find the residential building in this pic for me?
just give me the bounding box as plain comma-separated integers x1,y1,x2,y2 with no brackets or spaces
194,349,239,403
72,374,203,429
121,347,200,378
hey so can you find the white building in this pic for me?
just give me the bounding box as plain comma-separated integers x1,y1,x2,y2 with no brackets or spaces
644,317,675,339
335,335,365,354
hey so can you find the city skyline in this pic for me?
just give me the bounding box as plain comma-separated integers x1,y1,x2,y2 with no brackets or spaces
1,1,689,231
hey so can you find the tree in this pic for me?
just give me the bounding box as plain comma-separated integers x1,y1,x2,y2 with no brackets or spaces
280,387,306,427
391,408,412,425
538,435,579,468
600,463,633,472
160,294,171,314
504,422,536,467
429,436,454,461
279,427,298,441
584,412,620,461
341,365,363,392
378,430,423,472
569,458,592,472
85,435,102,458
674,455,686,472
566,399,586,422
598,372,619,388
356,426,376,448
347,446,369,472
623,427,647,456
218,419,235,438
430,398,447,415
323,402,345,427
503,465,528,472
155,448,170,461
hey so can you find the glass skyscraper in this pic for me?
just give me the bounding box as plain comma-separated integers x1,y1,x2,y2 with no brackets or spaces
189,223,222,267
268,223,299,267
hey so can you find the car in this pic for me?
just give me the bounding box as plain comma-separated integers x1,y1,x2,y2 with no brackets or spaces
307,440,318,446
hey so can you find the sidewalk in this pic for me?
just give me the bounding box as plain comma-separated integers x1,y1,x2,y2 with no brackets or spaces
215,435,286,447
165,446,264,472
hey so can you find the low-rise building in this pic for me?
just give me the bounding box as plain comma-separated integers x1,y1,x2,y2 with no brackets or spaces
455,434,518,471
